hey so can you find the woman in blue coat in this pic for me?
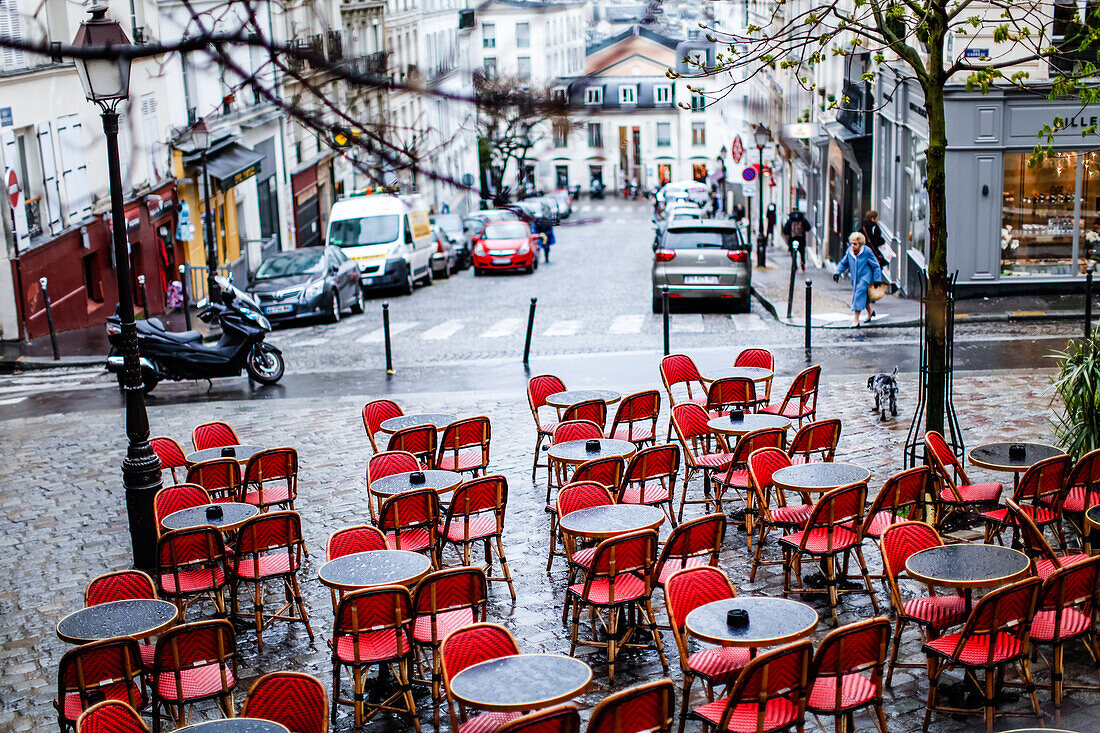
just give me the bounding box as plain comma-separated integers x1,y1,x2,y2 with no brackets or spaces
833,232,883,327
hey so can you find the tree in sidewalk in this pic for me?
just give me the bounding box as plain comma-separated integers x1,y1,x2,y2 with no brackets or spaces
474,73,570,203
684,0,1100,438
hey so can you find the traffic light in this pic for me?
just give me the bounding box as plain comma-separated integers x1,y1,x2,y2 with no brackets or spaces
332,128,362,148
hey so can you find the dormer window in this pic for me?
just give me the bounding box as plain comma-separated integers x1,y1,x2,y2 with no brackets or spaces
619,86,637,105
654,84,671,105
585,86,603,105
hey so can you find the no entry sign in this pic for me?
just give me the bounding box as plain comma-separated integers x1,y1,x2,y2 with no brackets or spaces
731,135,744,163
7,168,20,208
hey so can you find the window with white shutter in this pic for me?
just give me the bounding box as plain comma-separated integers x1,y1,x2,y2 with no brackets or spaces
56,114,92,222
36,123,62,234
0,0,26,71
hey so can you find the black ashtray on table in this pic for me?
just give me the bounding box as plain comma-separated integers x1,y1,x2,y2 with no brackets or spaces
585,440,601,452
729,409,744,422
221,446,236,457
205,505,224,520
726,609,749,627
1008,444,1027,461
409,471,426,484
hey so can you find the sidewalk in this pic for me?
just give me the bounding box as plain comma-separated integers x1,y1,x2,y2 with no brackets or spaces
751,241,1093,329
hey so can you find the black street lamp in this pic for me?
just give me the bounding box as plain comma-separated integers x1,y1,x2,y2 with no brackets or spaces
188,118,220,299
74,5,162,568
753,124,771,267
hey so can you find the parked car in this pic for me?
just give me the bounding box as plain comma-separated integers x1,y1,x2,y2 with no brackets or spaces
653,203,704,245
462,209,520,256
545,189,573,218
430,229,458,278
656,180,709,208
431,213,468,268
651,221,752,313
472,220,539,275
247,246,364,324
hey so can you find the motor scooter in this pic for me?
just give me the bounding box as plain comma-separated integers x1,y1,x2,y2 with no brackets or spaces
106,276,284,393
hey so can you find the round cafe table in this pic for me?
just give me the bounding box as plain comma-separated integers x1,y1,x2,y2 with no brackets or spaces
771,463,871,494
968,442,1064,488
686,597,818,653
317,550,432,592
709,367,773,384
370,470,463,499
177,720,289,732
545,389,621,409
57,599,178,644
547,439,636,467
187,445,264,465
707,414,791,438
449,654,592,712
906,543,1030,612
1085,505,1100,554
558,504,665,540
161,502,258,533
378,413,457,434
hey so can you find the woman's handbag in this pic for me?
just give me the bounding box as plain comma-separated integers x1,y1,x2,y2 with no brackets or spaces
867,282,888,302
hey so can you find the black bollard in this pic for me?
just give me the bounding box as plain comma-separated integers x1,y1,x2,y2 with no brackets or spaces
523,297,537,366
137,274,148,319
804,280,813,350
178,265,192,330
662,285,670,356
1087,266,1094,339
786,248,797,320
38,277,60,361
382,302,394,375
756,234,766,268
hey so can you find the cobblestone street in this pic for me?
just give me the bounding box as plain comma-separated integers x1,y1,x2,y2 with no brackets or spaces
3,365,1093,732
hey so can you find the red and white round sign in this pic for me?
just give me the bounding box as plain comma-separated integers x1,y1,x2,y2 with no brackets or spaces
7,168,21,209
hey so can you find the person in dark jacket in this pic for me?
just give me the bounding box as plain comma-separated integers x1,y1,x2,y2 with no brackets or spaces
766,204,777,245
781,208,812,270
859,210,888,267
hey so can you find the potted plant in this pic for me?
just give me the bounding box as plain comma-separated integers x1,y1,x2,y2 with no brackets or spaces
1050,335,1100,460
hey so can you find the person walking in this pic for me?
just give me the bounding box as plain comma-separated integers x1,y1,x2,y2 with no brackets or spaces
781,207,812,270
833,232,883,327
766,203,777,245
859,210,888,267
533,214,554,263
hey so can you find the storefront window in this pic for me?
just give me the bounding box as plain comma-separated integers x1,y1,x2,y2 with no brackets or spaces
1083,152,1100,260
1001,152,1080,276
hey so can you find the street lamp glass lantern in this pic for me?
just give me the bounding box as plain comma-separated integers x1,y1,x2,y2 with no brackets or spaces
73,6,132,105
189,118,212,152
753,125,771,149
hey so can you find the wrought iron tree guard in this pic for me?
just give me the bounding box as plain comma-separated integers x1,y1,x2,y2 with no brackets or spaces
904,271,964,468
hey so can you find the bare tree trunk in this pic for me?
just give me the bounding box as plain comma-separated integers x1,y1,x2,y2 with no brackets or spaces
923,79,950,437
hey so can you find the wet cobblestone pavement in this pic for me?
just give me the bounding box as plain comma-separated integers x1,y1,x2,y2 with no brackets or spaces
3,367,1095,732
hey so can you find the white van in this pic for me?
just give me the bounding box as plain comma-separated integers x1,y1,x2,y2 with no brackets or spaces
325,191,434,294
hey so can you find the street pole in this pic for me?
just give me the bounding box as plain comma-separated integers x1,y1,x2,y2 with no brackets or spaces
786,247,797,320
757,144,765,265
103,109,162,569
201,149,219,300
1087,266,1094,339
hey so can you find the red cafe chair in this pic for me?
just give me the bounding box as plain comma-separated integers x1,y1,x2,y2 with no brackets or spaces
411,567,488,727
1006,499,1090,580
664,567,748,733
760,364,821,428
671,403,735,520
925,430,1003,530
84,569,160,668
387,424,438,469
185,458,240,503
562,398,608,431
1029,555,1100,706
552,480,615,578
618,443,680,526
746,447,811,580
528,374,567,479
734,348,774,402
56,638,147,732
572,455,626,491
191,421,239,452
688,640,812,733
704,376,761,416
858,466,929,541
655,513,726,588
660,353,708,439
501,704,580,733
1058,448,1100,538
982,454,1072,546
240,447,299,512
441,623,523,732
806,617,891,733
76,701,150,733
228,511,313,652
587,679,675,733
547,419,605,500
324,524,389,610
437,416,491,477
438,474,517,599
607,389,661,448
878,521,967,686
156,526,228,618
922,578,1042,731
362,398,403,454
379,487,440,563
786,418,841,464
150,619,237,732
241,671,328,733
717,427,787,522
366,450,421,520
153,484,211,536
151,437,188,483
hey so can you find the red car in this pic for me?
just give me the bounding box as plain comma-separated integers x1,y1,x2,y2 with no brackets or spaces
472,221,539,275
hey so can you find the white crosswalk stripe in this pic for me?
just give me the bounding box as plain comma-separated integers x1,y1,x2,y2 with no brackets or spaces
609,314,645,334
669,315,705,333
420,320,465,341
356,321,420,343
543,319,580,336
480,317,522,338
730,313,766,331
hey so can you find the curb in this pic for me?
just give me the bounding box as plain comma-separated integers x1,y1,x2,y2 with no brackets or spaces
0,356,106,373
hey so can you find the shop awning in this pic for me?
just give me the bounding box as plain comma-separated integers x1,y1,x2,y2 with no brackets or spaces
824,122,864,171
185,143,264,189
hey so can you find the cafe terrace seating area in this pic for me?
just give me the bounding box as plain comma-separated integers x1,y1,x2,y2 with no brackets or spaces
46,351,1100,732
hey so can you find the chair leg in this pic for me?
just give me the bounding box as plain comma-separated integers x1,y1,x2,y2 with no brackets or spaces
886,618,906,687
494,535,517,601
291,573,314,641
546,512,558,572
401,657,422,733
781,547,793,597
749,523,768,582
983,670,995,732
872,703,888,733
253,580,264,652
644,599,669,673
854,546,879,613
922,657,938,732
532,434,543,479
1052,643,1064,706
331,663,341,725
569,596,581,657
1020,656,1041,720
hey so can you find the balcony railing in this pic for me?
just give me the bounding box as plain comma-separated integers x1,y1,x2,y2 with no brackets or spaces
342,51,388,80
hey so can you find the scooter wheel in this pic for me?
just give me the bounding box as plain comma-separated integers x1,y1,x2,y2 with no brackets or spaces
246,344,285,385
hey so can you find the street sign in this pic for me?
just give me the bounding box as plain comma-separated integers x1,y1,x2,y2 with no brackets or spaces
730,135,744,164
7,168,20,208
741,167,756,182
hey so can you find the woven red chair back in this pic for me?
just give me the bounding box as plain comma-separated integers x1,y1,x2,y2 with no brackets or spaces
734,348,774,370
499,704,580,733
242,672,328,733
625,444,680,484
367,451,421,484
665,565,735,631
788,419,841,462
363,399,403,436
387,425,437,464
441,623,520,683
805,483,866,533
154,484,211,527
380,488,439,536
58,638,146,716
966,577,1041,636
588,529,657,578
557,481,614,517
867,467,929,525
244,448,297,482
658,513,725,580
552,420,603,443
441,416,491,451
747,447,792,495
587,679,675,733
85,570,157,606
448,475,507,520
334,586,413,637
1067,448,1100,509
327,525,387,560
705,377,757,414
572,456,626,489
413,567,488,640
233,511,303,571
150,437,187,470
562,398,607,427
924,430,967,485
811,617,890,678
671,402,710,442
528,374,566,411
76,701,149,733
612,389,661,424
661,353,704,387
879,521,942,583
157,526,226,579
731,428,787,464
192,421,239,451
185,458,241,501
720,641,811,728
1039,555,1100,612
153,620,236,692
1005,500,1060,565
1014,454,1072,505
